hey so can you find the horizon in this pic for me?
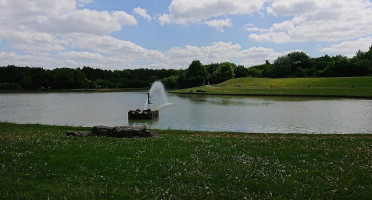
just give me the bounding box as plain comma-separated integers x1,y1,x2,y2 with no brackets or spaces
1,0,372,70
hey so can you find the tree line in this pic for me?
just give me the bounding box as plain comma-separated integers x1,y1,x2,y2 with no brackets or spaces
246,46,372,78
162,46,372,89
1,46,371,90
0,66,182,90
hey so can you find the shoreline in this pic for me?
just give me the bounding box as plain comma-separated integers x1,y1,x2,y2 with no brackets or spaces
170,90,372,99
1,122,371,135
0,88,148,93
1,88,371,99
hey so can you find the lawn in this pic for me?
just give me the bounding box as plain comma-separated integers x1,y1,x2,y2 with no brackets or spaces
1,122,371,199
171,76,372,98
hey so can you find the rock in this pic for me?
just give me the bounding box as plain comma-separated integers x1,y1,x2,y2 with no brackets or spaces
91,125,157,138
113,125,148,138
147,131,158,137
91,126,115,137
66,131,91,137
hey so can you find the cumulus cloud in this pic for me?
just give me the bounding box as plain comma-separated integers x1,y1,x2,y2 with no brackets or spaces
0,0,137,53
159,0,265,25
248,0,372,43
133,7,152,21
66,34,167,62
59,51,130,69
4,0,368,70
0,1,137,35
0,51,58,67
205,18,232,32
0,40,288,69
38,9,137,35
320,37,372,56
0,28,65,52
166,42,285,68
0,0,170,69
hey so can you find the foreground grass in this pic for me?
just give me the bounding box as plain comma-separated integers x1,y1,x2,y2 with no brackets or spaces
172,76,372,98
1,123,371,199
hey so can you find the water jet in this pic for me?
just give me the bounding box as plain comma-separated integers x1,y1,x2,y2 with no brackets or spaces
128,81,168,120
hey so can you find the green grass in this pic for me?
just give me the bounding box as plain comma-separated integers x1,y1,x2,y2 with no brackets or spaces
1,122,371,199
171,76,372,98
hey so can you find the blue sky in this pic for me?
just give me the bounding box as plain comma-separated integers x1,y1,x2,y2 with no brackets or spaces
1,0,372,69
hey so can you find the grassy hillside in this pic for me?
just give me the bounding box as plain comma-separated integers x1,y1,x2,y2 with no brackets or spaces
1,122,371,199
171,76,372,98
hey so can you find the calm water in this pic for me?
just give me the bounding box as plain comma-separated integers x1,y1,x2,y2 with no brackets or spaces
0,92,371,133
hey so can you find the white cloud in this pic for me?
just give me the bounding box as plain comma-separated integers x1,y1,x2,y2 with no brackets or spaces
67,34,167,62
43,9,137,34
5,0,368,70
159,0,265,25
166,42,285,67
320,37,372,56
266,0,317,16
133,7,152,22
0,41,288,69
205,18,232,32
0,0,137,54
59,51,129,69
0,0,162,69
0,28,65,52
248,0,372,43
0,52,58,67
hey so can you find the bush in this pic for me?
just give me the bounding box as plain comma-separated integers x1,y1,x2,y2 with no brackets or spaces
0,82,22,90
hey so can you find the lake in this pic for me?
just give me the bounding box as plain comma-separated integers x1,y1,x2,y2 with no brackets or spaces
0,92,371,133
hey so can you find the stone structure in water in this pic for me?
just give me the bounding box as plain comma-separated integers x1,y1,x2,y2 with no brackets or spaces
128,109,159,120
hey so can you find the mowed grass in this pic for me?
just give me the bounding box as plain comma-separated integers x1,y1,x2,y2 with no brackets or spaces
172,76,372,98
1,123,371,199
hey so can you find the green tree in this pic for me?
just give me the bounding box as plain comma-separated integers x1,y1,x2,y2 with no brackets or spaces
287,52,310,73
295,67,307,77
185,60,209,87
205,63,219,84
73,69,89,89
161,75,178,89
20,75,33,89
234,65,248,78
52,68,75,89
215,62,235,83
272,56,291,77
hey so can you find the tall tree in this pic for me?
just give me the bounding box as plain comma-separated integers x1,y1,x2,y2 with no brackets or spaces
234,65,248,78
185,60,209,87
215,62,235,83
272,56,291,77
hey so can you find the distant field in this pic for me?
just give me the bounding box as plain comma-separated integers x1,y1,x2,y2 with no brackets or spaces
0,122,371,199
171,76,372,98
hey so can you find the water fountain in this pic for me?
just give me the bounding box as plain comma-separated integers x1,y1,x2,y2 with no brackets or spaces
128,81,168,120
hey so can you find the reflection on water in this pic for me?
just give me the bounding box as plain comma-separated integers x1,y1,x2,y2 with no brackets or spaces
0,92,371,133
178,94,273,106
128,118,159,126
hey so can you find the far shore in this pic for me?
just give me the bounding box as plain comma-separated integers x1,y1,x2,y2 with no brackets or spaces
170,89,372,99
171,76,372,99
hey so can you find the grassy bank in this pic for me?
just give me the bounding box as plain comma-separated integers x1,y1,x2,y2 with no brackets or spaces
1,122,371,199
171,76,372,98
